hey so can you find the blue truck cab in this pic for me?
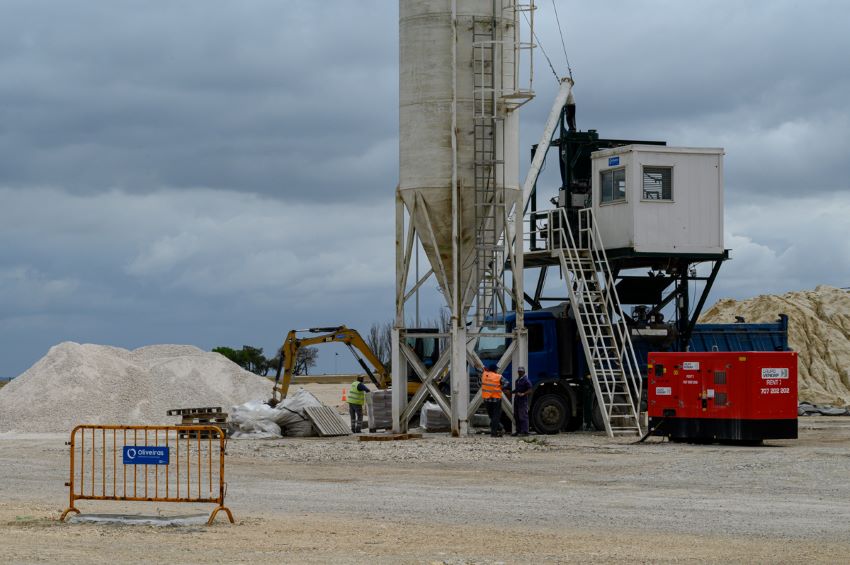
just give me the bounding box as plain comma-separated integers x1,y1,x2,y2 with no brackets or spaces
474,304,790,434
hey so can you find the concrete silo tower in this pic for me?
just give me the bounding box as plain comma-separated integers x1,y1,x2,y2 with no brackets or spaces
393,0,537,435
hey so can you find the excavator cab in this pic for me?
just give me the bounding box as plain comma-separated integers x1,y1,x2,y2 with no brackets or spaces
405,328,440,371
404,328,443,394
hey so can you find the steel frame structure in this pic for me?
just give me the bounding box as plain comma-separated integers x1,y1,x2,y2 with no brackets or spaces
392,1,579,436
391,189,526,436
392,78,575,436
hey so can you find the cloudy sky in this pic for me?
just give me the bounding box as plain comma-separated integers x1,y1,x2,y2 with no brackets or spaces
1,1,848,378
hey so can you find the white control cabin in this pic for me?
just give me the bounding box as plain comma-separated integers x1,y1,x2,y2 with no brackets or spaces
590,145,724,256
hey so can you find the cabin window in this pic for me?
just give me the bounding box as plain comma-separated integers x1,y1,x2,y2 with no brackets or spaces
600,167,626,203
642,166,673,200
528,324,545,352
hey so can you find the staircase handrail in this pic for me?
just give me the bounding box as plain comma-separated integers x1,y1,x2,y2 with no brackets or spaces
578,208,644,406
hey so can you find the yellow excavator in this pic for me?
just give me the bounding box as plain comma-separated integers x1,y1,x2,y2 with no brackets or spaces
267,326,441,406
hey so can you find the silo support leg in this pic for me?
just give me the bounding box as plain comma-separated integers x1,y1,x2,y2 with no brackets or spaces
450,325,469,436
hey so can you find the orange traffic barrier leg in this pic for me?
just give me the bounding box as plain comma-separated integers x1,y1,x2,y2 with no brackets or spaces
207,505,235,525
59,506,80,522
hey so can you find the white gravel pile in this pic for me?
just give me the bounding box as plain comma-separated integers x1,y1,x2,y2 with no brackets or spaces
702,285,850,405
0,342,273,432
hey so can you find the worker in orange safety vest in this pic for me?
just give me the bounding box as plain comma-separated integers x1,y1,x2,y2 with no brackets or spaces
480,364,509,437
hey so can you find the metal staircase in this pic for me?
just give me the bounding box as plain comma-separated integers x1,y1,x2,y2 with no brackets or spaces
546,208,643,437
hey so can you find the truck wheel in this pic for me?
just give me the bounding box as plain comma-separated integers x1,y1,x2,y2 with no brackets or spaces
590,396,633,431
591,399,605,431
565,413,582,432
531,394,569,435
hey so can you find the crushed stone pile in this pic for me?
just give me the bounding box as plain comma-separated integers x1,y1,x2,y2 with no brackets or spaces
701,285,850,406
0,342,273,433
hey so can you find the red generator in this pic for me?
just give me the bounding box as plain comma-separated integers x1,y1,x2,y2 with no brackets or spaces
647,351,798,443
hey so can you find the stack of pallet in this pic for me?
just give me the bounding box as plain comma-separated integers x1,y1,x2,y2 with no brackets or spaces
167,407,228,438
367,391,393,433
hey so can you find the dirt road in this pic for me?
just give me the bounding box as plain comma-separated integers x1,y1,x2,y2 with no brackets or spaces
2,418,849,563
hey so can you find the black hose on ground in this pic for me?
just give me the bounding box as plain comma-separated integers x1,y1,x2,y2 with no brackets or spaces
634,417,666,444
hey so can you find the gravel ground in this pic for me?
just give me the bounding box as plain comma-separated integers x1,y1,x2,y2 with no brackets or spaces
1,418,849,563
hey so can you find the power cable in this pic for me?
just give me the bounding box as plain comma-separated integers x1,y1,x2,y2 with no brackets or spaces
521,9,560,84
551,0,574,81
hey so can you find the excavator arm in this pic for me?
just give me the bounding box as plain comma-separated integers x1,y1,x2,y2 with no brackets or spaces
269,326,389,405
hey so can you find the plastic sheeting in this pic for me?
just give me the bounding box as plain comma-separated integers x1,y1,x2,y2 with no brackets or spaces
230,388,324,438
798,403,850,416
366,390,392,432
229,401,282,438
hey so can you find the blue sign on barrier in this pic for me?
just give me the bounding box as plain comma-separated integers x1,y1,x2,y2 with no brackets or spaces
122,446,169,465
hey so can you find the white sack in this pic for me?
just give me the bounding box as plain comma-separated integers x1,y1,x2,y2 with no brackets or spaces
230,400,282,438
229,387,324,438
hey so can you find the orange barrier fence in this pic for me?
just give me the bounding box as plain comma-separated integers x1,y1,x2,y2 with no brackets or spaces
60,425,234,525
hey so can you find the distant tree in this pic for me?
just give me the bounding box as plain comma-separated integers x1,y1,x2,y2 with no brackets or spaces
266,346,319,376
367,321,393,370
294,346,319,375
213,345,272,376
366,311,450,372
240,345,270,375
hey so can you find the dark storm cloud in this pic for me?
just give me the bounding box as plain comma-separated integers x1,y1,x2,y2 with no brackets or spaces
3,1,848,202
0,1,848,379
0,0,398,201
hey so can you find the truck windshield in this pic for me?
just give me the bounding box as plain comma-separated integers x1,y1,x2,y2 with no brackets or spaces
476,326,507,360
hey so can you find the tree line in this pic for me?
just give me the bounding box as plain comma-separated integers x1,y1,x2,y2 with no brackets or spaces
212,345,318,376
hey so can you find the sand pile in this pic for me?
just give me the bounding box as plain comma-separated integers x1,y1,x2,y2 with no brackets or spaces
701,285,850,405
0,342,272,433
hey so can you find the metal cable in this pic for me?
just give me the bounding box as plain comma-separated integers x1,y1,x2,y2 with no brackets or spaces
521,9,560,83
551,0,574,81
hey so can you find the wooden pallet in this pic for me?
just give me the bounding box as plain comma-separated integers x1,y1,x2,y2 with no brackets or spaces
177,414,228,425
358,433,422,442
167,407,224,416
177,429,225,440
168,407,228,438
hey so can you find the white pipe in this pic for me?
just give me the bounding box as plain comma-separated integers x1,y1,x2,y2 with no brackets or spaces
506,77,573,249
520,77,573,209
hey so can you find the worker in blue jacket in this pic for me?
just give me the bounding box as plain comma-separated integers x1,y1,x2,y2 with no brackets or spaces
513,366,532,436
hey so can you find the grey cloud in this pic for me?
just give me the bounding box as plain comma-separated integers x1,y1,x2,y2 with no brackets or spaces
522,1,850,199
0,1,398,201
1,1,848,379
0,186,396,377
